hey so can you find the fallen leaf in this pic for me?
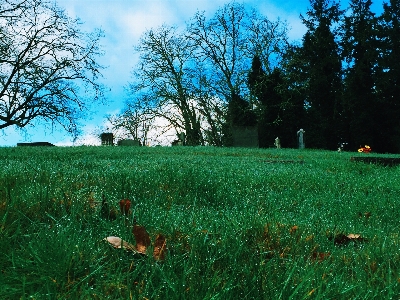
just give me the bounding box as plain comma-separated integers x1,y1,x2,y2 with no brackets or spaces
289,225,299,234
104,236,137,252
119,199,131,216
153,234,167,260
331,233,366,246
310,251,331,263
347,233,361,239
132,225,151,254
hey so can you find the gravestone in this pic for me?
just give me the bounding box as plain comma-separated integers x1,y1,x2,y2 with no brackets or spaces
297,129,305,149
117,139,141,146
231,126,258,148
274,137,281,149
171,132,186,146
100,133,114,146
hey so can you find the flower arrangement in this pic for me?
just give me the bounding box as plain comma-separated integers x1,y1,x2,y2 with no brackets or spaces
358,145,371,153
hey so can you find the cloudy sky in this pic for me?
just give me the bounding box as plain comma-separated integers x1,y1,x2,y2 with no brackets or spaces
0,0,384,146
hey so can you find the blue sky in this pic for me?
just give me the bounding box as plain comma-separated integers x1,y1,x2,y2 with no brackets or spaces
0,0,384,146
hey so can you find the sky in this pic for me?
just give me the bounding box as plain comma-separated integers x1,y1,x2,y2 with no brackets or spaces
0,0,385,146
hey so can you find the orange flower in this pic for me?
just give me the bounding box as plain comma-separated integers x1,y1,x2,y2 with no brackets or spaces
358,145,372,153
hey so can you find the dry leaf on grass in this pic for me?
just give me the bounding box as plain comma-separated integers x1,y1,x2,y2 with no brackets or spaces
105,220,167,260
289,225,299,234
119,199,131,216
332,233,366,246
132,224,151,255
310,251,331,263
104,236,137,252
153,234,167,260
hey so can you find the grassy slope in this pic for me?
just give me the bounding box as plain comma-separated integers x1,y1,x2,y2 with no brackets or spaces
0,146,399,299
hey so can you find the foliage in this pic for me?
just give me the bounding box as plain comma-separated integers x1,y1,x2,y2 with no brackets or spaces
341,0,380,151
0,146,399,299
125,2,289,146
374,0,400,152
299,0,344,150
0,0,104,138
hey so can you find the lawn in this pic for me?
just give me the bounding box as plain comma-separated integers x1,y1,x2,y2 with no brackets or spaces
0,146,399,299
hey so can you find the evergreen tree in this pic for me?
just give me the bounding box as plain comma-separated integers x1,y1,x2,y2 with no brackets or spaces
341,0,379,150
375,0,400,152
300,0,343,149
248,55,276,147
248,54,305,148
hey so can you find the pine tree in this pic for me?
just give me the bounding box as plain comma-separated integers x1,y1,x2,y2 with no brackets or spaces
341,0,379,150
375,0,400,152
300,0,343,149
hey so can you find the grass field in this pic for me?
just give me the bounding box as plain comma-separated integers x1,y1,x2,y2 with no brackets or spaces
0,146,399,299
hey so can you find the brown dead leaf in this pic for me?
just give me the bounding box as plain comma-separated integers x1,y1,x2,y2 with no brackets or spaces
153,234,167,260
289,225,299,234
119,199,131,216
132,225,151,254
104,236,137,252
311,251,331,263
332,233,366,246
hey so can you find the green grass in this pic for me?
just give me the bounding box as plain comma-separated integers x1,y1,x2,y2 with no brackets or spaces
0,146,399,299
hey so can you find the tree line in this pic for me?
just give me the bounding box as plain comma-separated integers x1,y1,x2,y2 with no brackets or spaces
113,0,399,153
1,0,398,152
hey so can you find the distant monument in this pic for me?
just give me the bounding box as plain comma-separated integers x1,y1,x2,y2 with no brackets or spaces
17,142,55,147
171,132,186,146
297,129,305,149
100,133,114,146
117,138,141,146
274,137,281,149
231,126,258,148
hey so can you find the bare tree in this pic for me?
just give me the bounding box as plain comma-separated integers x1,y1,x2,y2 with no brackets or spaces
106,104,153,145
0,0,104,138
187,3,289,126
125,3,289,146
128,25,204,146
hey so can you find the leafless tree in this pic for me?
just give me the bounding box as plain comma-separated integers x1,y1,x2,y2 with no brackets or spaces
0,0,104,138
125,3,289,146
127,25,204,146
187,3,289,124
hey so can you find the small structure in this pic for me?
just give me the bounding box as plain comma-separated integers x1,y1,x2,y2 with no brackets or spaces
117,139,141,146
274,137,281,149
17,142,55,147
297,129,305,149
231,126,258,148
100,133,114,146
171,132,186,146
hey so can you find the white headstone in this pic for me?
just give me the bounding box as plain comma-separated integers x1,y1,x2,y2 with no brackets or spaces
274,137,281,149
297,129,305,149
